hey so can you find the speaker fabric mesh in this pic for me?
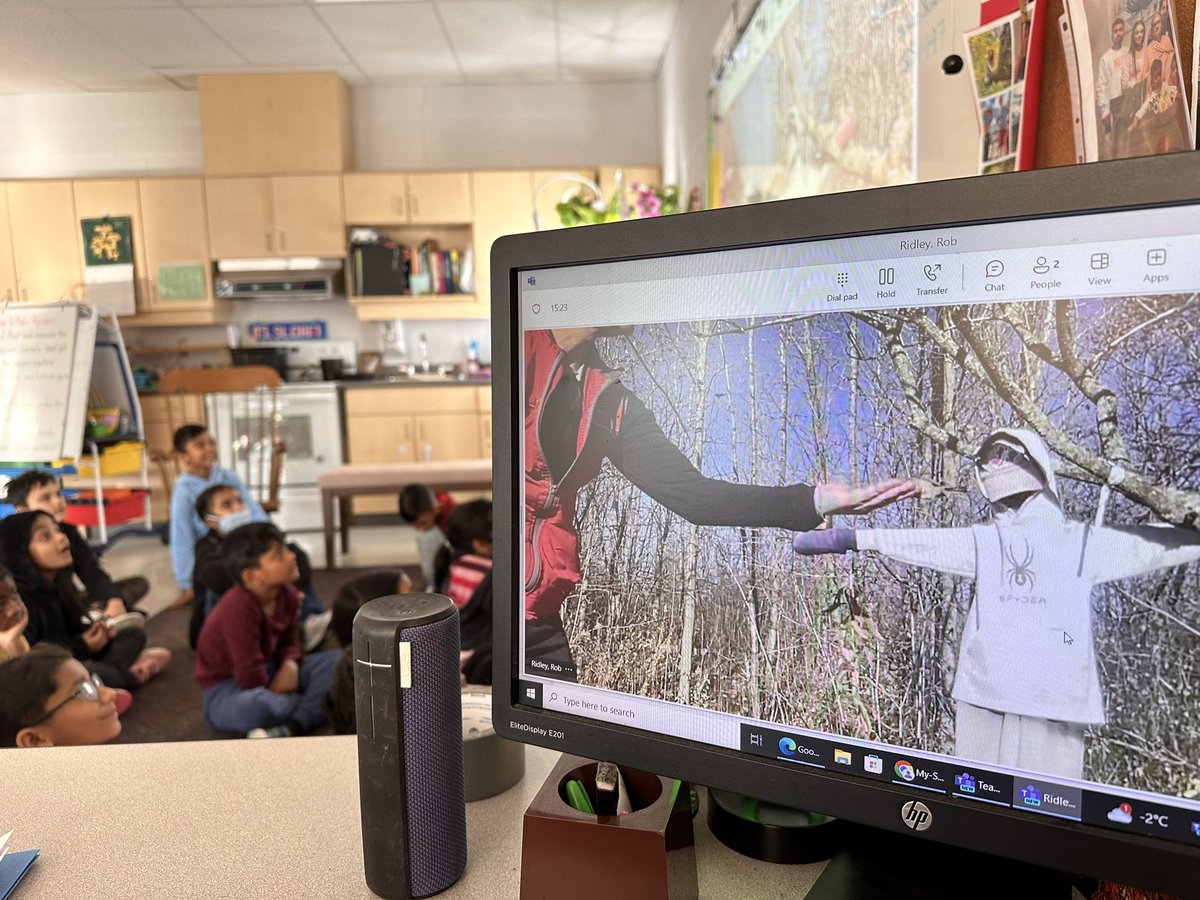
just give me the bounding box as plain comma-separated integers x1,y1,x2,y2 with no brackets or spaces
401,616,467,896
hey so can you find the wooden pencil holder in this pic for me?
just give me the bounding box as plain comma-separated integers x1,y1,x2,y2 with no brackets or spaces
519,754,698,900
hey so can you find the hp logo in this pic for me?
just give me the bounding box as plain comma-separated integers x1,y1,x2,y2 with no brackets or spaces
901,800,933,832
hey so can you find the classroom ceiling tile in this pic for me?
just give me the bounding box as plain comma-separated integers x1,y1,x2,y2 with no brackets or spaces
81,8,245,69
438,0,559,81
557,0,678,79
317,1,462,81
191,4,350,66
0,10,170,91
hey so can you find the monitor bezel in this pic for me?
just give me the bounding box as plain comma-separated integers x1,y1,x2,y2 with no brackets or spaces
489,152,1200,895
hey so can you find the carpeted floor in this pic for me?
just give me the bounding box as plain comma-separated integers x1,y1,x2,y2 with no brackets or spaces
112,565,419,744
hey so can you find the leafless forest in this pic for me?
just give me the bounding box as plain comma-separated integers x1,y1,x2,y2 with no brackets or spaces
562,295,1200,799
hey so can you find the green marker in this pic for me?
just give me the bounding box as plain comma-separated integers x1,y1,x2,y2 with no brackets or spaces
565,778,595,814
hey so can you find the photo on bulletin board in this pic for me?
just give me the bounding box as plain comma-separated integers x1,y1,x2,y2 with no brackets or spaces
963,5,1041,175
1064,0,1195,161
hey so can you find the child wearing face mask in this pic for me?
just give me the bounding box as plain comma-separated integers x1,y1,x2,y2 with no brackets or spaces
189,484,330,651
0,511,169,690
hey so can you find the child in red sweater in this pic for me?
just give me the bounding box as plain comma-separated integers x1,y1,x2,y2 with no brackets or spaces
193,522,339,738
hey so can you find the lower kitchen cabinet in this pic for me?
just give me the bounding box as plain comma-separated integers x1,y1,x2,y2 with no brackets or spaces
344,385,488,515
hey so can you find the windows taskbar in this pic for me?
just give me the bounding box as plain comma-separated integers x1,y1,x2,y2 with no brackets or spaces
741,723,1200,849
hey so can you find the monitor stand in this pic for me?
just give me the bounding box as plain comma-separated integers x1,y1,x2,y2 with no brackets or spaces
804,824,1077,899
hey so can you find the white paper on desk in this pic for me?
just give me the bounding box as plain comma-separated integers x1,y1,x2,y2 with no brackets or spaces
0,829,11,864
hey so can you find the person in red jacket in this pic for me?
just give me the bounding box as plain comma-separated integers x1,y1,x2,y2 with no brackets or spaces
522,327,920,666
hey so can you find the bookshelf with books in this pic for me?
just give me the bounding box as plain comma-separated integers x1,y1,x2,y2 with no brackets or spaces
343,171,482,319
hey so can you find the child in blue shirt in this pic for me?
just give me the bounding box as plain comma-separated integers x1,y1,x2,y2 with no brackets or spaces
168,424,269,609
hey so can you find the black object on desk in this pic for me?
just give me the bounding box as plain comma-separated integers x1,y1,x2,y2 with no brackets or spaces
354,594,466,900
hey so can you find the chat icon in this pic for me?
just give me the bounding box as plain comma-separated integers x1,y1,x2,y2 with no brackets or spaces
985,260,1004,278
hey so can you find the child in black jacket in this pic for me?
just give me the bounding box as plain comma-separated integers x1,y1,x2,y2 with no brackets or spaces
0,512,169,690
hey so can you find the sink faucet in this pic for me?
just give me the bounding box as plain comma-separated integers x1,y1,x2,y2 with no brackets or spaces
417,333,429,374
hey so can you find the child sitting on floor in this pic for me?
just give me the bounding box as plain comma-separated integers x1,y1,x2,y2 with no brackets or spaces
0,644,124,747
324,568,415,735
5,470,149,620
193,522,340,738
399,484,457,589
169,423,270,609
0,511,169,691
189,484,331,651
0,563,30,663
433,499,494,685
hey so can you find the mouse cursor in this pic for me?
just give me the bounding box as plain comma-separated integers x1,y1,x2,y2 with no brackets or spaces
1063,632,1074,645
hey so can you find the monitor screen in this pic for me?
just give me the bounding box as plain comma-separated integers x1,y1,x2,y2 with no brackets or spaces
490,153,1200,894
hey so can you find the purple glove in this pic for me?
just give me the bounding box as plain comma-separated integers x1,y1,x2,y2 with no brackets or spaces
793,528,858,556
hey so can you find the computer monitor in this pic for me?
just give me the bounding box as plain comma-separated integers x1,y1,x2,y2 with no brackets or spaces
490,152,1200,895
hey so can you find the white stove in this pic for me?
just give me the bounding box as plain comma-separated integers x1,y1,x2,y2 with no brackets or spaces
206,379,344,534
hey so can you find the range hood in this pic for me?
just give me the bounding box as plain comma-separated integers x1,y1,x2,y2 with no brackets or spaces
214,257,343,302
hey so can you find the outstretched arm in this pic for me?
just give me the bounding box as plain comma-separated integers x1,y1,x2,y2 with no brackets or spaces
795,527,977,578
610,394,920,532
1087,524,1200,584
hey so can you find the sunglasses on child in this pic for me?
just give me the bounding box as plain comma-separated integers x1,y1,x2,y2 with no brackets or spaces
974,440,1033,470
32,673,105,725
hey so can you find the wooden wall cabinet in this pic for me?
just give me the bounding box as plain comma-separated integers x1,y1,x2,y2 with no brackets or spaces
72,179,147,311
344,385,486,514
0,184,16,304
469,170,537,318
6,180,83,303
138,177,215,312
343,172,472,226
206,175,344,258
199,72,352,176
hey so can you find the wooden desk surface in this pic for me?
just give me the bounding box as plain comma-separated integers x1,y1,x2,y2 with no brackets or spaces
1,736,825,898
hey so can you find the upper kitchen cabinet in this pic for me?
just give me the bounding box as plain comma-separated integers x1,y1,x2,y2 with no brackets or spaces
6,180,83,303
73,179,147,312
343,172,472,226
206,175,344,258
0,185,16,304
470,170,536,314
138,178,215,313
199,73,352,176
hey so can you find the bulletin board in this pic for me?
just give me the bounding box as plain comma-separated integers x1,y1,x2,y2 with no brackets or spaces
1034,0,1196,167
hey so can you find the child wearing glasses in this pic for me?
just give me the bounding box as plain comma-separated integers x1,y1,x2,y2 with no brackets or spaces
194,522,340,738
0,511,171,690
793,427,1200,779
0,644,123,747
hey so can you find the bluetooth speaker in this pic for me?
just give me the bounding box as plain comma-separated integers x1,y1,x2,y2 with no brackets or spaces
354,593,466,899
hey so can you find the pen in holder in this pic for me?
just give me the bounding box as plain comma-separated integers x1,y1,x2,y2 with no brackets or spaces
519,754,698,900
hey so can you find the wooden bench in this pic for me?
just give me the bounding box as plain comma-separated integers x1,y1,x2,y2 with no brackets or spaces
318,459,493,565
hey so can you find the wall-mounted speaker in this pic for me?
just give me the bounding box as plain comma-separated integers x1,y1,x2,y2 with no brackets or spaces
354,593,466,899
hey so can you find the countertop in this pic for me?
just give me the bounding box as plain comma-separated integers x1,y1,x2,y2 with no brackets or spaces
1,736,827,899
137,376,491,396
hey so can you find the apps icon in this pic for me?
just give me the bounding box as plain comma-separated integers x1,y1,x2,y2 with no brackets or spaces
864,754,883,774
1147,248,1167,266
834,748,852,766
1107,803,1133,825
1020,785,1042,807
955,772,977,794
894,760,916,782
778,737,796,756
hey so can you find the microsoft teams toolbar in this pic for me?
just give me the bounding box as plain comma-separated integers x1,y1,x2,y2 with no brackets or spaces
519,204,1199,329
741,725,1200,848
